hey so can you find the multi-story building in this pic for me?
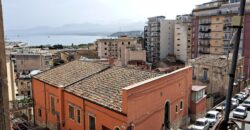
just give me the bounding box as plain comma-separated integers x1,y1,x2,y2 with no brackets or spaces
144,16,175,65
192,0,250,76
96,36,146,66
10,53,53,74
189,55,244,107
32,60,203,130
174,14,193,63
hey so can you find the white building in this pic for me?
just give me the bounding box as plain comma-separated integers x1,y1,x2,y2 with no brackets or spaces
174,14,192,63
144,16,175,65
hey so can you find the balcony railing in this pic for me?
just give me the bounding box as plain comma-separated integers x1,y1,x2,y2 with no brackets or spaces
199,50,210,54
199,19,211,25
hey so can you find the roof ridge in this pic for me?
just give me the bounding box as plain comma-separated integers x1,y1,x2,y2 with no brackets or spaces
33,60,78,77
63,65,111,88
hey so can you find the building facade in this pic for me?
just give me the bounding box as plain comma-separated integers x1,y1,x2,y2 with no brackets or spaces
174,14,192,63
10,53,53,74
191,0,250,76
144,16,175,65
189,55,244,97
32,60,195,130
96,36,146,66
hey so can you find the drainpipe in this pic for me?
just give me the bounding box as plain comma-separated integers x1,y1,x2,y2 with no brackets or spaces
31,79,36,126
83,100,86,130
44,82,48,128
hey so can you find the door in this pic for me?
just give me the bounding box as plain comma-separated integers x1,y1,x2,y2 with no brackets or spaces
163,101,170,130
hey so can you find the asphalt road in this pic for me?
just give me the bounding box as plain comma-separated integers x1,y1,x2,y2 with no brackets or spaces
229,96,250,130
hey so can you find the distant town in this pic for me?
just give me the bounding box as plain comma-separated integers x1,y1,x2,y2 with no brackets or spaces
2,0,250,130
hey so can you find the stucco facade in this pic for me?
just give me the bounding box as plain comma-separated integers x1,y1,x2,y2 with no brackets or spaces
32,60,194,130
174,15,192,63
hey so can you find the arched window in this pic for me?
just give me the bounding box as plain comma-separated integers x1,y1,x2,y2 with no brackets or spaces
114,127,120,130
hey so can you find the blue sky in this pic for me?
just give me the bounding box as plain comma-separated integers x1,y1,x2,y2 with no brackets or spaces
2,0,210,30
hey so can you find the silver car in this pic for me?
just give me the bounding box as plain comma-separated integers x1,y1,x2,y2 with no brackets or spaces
233,106,247,119
192,118,209,130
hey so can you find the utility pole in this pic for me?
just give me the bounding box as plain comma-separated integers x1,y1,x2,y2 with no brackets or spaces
0,0,11,129
220,0,246,129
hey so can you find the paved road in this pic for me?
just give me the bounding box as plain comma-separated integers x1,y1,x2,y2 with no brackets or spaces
229,96,250,130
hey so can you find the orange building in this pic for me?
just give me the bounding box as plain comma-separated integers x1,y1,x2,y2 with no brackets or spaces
32,60,196,130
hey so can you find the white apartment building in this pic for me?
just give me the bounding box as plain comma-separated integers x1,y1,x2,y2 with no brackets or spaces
174,14,192,63
144,16,175,65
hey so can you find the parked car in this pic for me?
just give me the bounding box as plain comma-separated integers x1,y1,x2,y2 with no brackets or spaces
233,94,244,103
231,98,239,109
239,92,249,99
243,99,250,110
192,118,209,130
205,111,221,127
216,99,239,112
233,106,248,119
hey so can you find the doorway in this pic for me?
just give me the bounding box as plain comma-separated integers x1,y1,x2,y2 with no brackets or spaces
163,101,170,130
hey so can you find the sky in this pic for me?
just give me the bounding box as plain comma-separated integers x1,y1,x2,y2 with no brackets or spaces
2,0,211,30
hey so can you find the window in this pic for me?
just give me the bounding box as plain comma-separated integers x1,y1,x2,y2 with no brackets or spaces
203,69,208,81
216,17,220,21
50,96,55,115
175,105,178,113
122,42,124,45
128,42,130,45
177,44,180,46
77,109,81,123
104,42,107,45
102,126,110,130
69,105,74,120
180,101,183,110
38,108,42,117
105,48,107,50
114,127,120,130
188,40,191,43
105,53,107,56
89,115,96,130
192,89,205,102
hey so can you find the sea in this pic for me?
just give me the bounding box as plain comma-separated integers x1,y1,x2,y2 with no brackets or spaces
5,34,107,46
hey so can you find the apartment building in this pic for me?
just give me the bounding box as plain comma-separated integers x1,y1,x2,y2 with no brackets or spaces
32,60,200,130
144,16,175,65
192,0,250,75
174,14,192,63
10,53,53,74
96,36,146,66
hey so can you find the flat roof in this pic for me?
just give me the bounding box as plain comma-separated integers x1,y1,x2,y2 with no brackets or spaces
192,85,207,92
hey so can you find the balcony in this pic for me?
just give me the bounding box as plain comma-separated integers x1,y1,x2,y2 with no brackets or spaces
199,42,210,47
199,28,211,33
199,50,210,54
199,34,211,39
199,19,211,25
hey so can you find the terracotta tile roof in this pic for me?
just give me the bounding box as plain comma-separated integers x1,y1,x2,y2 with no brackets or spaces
65,66,161,112
189,55,230,67
33,60,110,87
34,60,161,113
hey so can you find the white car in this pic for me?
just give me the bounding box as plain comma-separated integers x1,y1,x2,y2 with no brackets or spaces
231,98,239,109
239,91,249,99
192,118,209,130
243,99,250,110
233,106,247,119
205,111,221,127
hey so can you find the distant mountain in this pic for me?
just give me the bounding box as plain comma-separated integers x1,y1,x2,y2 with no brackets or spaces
5,22,145,36
109,31,143,37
